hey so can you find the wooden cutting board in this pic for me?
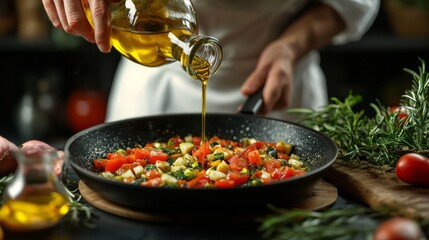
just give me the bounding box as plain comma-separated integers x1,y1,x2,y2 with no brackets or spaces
324,160,429,220
79,180,338,223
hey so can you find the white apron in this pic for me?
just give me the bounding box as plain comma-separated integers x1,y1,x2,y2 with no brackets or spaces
106,0,379,122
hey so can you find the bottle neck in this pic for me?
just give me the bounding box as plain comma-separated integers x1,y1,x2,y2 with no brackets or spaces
180,35,222,82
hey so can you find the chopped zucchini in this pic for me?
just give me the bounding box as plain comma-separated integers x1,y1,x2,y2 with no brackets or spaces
133,165,145,178
288,159,304,169
101,171,115,178
184,135,193,143
161,173,178,184
121,169,136,179
206,168,227,181
156,160,171,173
179,142,194,154
216,161,230,174
115,148,127,155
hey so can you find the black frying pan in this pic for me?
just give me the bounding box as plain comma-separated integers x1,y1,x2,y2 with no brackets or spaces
64,111,338,213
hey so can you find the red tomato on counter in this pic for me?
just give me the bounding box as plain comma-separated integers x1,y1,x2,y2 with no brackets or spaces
373,217,423,240
396,153,429,187
67,89,107,132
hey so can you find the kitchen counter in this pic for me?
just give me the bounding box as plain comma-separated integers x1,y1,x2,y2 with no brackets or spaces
4,159,429,240
2,179,371,240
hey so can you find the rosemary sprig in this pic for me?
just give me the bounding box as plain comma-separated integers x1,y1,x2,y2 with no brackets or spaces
62,164,96,228
288,58,429,168
0,174,14,204
65,186,96,228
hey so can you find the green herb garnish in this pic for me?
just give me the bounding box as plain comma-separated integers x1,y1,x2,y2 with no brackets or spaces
289,58,429,168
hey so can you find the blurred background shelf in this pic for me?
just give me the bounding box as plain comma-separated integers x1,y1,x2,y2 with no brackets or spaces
321,8,429,113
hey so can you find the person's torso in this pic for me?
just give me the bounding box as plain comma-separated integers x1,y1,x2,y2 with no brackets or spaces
192,0,312,91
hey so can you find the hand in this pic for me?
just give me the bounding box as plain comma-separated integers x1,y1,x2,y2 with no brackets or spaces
0,137,64,177
42,0,112,52
20,140,65,177
240,40,295,115
0,137,18,176
239,2,346,116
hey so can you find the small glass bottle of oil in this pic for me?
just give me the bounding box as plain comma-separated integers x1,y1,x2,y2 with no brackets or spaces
0,150,70,232
81,0,223,81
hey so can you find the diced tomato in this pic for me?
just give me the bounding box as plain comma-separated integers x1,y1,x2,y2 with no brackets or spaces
135,159,147,167
247,149,262,166
149,150,168,164
214,179,235,188
264,159,281,173
283,167,296,179
260,171,272,183
192,142,210,162
214,137,241,148
145,143,155,148
278,153,290,160
252,170,263,179
116,163,139,175
226,172,250,186
126,155,136,163
271,169,282,179
177,179,187,187
247,141,265,149
132,148,151,160
187,175,210,188
93,159,108,170
271,167,295,179
145,169,161,180
167,136,184,147
294,169,306,176
141,177,163,187
282,167,296,179
105,156,127,173
192,136,202,146
228,155,249,172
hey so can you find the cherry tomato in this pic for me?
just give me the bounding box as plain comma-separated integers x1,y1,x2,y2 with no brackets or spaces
388,106,408,127
396,153,429,187
373,217,423,240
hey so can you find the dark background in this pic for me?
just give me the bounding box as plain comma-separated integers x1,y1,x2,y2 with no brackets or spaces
1,1,428,148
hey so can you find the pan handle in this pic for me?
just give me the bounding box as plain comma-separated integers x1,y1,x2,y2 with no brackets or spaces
239,88,263,115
